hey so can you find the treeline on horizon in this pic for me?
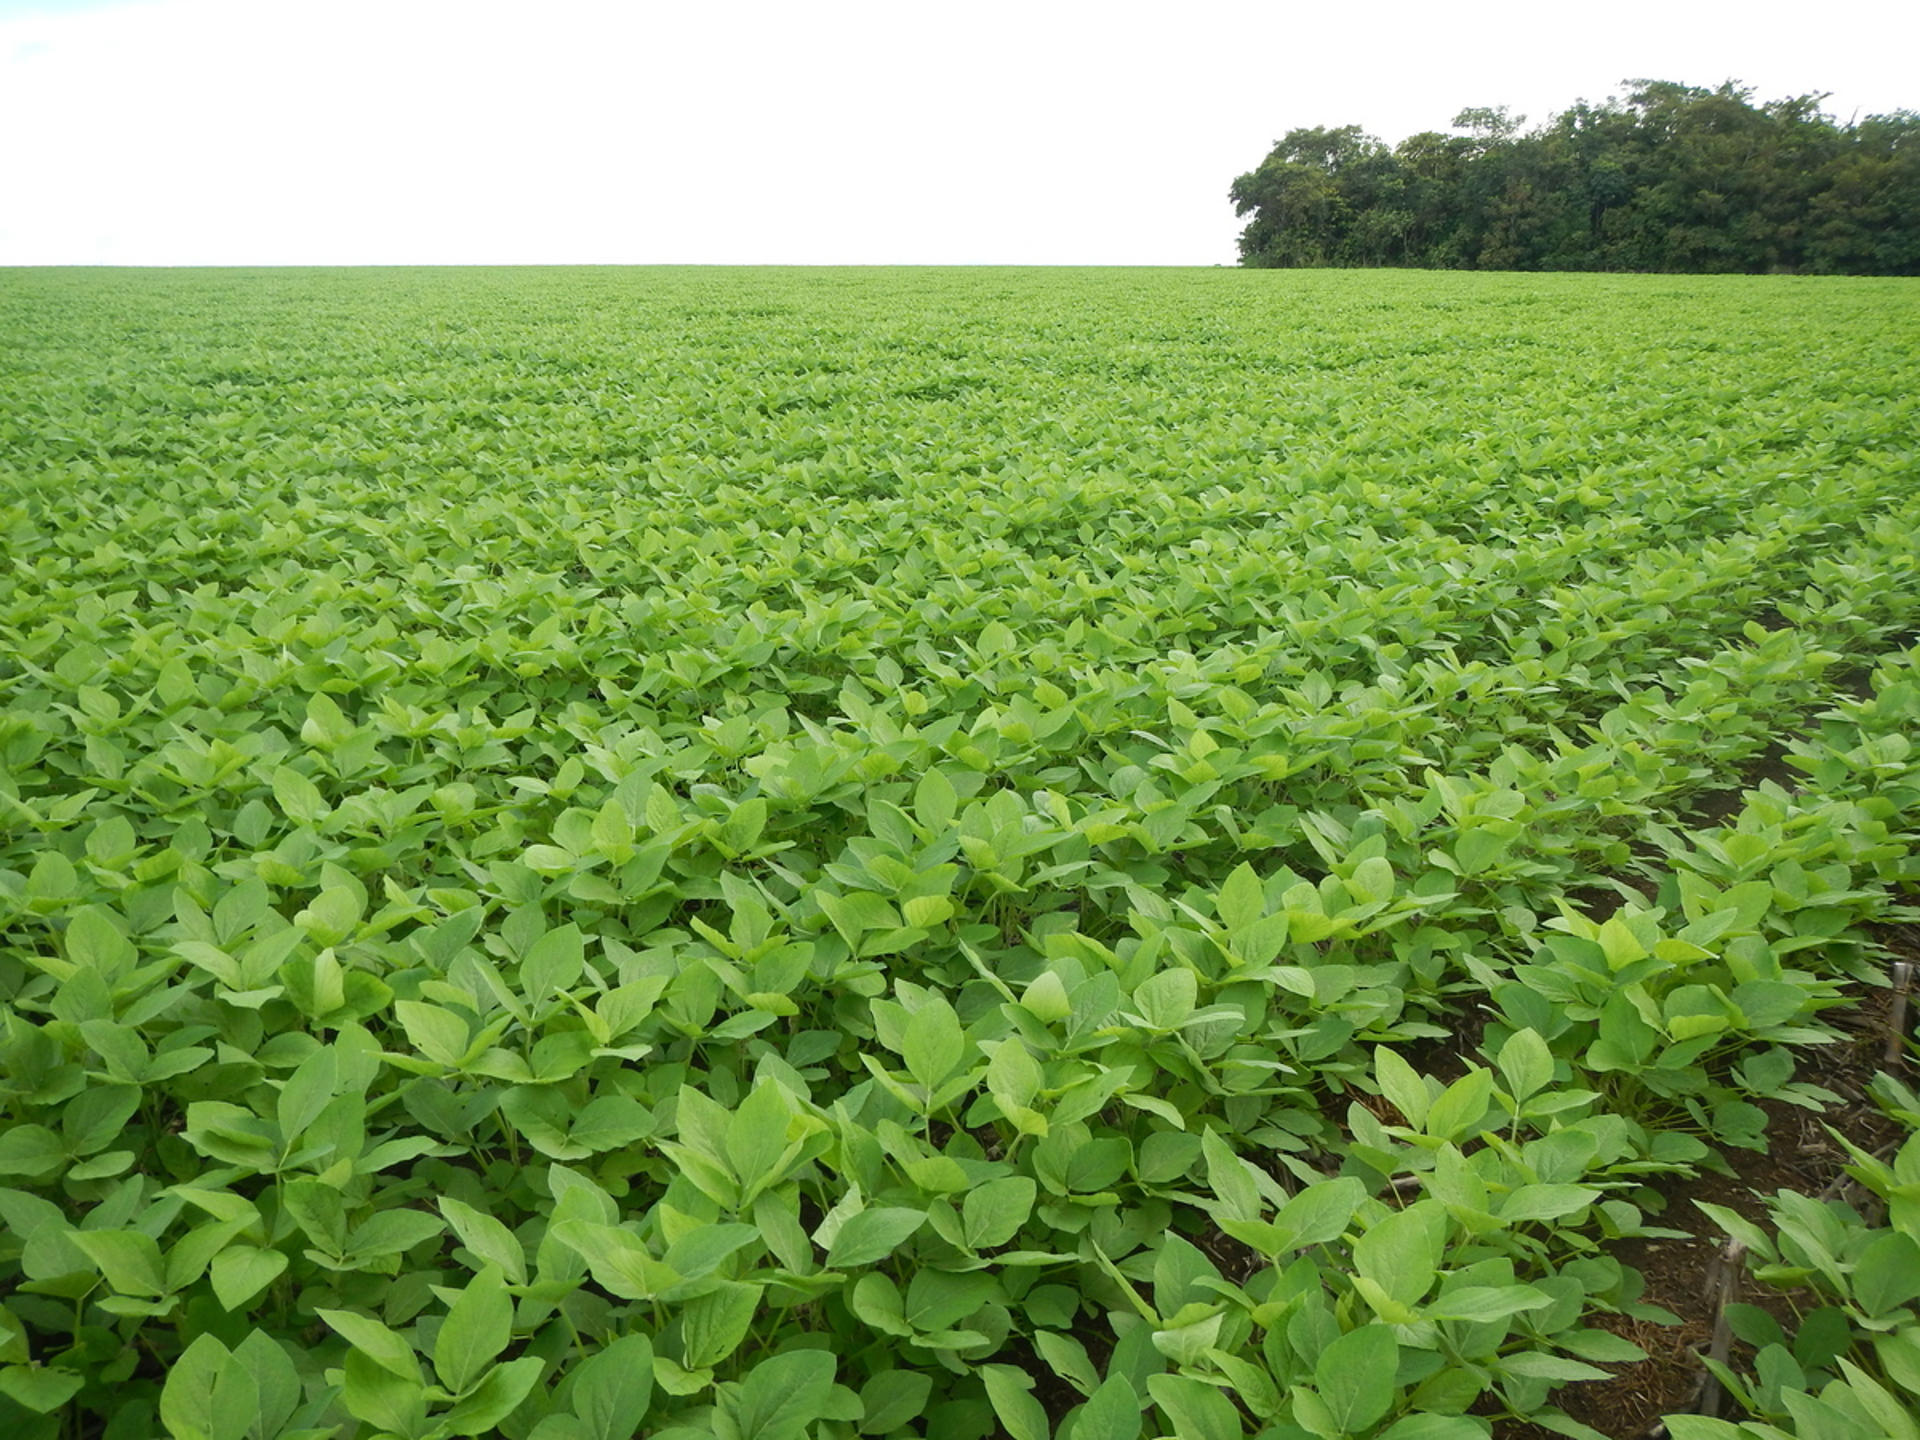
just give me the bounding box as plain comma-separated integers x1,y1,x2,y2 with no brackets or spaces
1230,79,1920,274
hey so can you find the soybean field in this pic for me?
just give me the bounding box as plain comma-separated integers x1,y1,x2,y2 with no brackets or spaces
3,267,1920,1440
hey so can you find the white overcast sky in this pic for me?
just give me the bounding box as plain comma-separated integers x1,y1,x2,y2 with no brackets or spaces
1,0,1914,266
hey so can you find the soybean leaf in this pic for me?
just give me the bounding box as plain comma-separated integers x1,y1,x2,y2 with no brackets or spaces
825,1207,925,1268
983,1364,1050,1440
570,1333,655,1440
1315,1324,1398,1432
434,1265,513,1394
715,1348,836,1440
1071,1374,1143,1440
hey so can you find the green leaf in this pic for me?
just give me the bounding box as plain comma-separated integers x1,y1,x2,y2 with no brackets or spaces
231,1331,303,1439
550,1220,675,1300
915,769,959,832
523,922,587,999
902,995,967,1091
984,1364,1051,1440
1835,1357,1920,1440
570,1332,654,1440
717,1348,836,1440
435,1265,513,1394
1133,969,1198,1031
825,1206,925,1268
439,1196,529,1286
681,1280,763,1370
0,1365,85,1415
159,1333,229,1440
441,1354,544,1436
858,1369,931,1435
1497,1027,1554,1103
1315,1324,1397,1432
726,1079,794,1190
0,1125,66,1178
70,1228,166,1296
1499,1185,1602,1223
271,765,329,825
347,1206,445,1259
963,1175,1036,1250
1201,1128,1260,1222
1374,1045,1429,1129
1496,1351,1611,1382
276,1046,338,1144
567,1094,655,1154
1425,1067,1494,1141
1216,863,1265,933
1146,1373,1239,1440
1071,1374,1143,1440
394,999,470,1067
341,1347,428,1436
1853,1232,1920,1317
209,1352,259,1440
1427,1285,1552,1322
319,1307,423,1383
1378,1418,1497,1440
62,1083,140,1155
1354,1203,1443,1307
1272,1176,1365,1251
210,1246,289,1311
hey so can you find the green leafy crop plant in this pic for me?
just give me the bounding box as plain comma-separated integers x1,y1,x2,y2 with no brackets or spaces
3,267,1919,1440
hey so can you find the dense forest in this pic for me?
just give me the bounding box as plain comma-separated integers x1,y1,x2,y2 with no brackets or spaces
1230,80,1920,273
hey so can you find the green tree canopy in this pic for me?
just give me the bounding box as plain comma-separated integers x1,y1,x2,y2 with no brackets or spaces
1231,80,1920,274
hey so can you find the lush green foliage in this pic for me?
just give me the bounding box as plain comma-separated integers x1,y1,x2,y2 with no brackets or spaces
2,267,1919,1440
1231,81,1920,273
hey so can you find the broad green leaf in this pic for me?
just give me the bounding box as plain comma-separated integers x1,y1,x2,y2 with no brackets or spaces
439,1196,529,1285
0,1365,85,1415
1424,1067,1494,1141
231,1331,303,1439
210,1246,288,1311
435,1265,513,1394
319,1308,422,1383
341,1347,429,1436
963,1175,1036,1250
983,1364,1050,1440
1146,1373,1238,1440
902,994,967,1090
825,1206,925,1268
1379,1418,1499,1440
394,1000,470,1067
0,1126,66,1178
1426,1285,1552,1322
570,1332,654,1440
1272,1177,1365,1251
1854,1232,1920,1317
1315,1324,1397,1432
1496,1027,1554,1103
276,1046,338,1143
1071,1374,1143,1440
716,1348,836,1440
859,1368,931,1435
441,1354,544,1436
1353,1202,1444,1307
1496,1351,1611,1381
1374,1045,1429,1129
726,1078,794,1188
1133,968,1198,1031
1500,1185,1601,1223
70,1228,166,1296
158,1333,229,1440
1215,863,1265,933
680,1280,763,1369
